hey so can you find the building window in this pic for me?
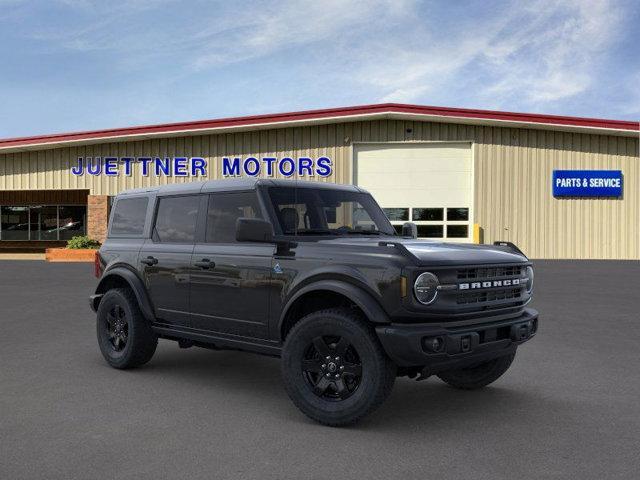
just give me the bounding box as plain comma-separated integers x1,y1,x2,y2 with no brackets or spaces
30,206,58,240
447,208,469,221
447,225,468,238
413,208,443,221
381,206,471,240
1,207,30,240
417,225,444,238
383,208,409,222
0,205,86,241
58,206,87,240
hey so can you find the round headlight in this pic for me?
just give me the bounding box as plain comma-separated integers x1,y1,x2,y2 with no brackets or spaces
525,266,534,293
414,272,440,305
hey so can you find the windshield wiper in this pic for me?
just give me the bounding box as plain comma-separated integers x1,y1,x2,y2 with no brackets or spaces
343,229,383,235
290,229,338,235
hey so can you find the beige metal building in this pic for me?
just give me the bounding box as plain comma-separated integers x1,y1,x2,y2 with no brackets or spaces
0,103,638,259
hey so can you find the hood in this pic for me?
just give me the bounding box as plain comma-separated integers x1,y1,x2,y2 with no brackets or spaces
398,239,528,265
314,236,528,266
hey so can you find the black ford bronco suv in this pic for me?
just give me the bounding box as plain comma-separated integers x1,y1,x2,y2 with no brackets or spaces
91,179,538,426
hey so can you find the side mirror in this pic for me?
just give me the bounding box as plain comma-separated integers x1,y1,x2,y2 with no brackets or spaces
401,222,418,239
236,218,274,243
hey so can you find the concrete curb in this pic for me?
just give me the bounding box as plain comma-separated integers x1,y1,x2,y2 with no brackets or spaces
0,253,46,261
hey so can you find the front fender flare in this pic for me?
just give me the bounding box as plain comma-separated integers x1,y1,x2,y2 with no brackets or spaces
94,267,156,323
279,279,390,333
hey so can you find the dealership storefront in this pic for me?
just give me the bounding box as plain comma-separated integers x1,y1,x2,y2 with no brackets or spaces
0,104,638,258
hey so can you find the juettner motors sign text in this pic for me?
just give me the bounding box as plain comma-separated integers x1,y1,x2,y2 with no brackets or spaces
70,156,333,177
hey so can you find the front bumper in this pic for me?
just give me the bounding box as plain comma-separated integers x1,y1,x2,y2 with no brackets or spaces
376,308,538,371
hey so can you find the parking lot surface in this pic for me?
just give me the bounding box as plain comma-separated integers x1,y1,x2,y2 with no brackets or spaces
1,259,639,479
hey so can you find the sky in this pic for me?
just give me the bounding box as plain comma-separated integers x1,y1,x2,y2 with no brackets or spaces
0,0,638,138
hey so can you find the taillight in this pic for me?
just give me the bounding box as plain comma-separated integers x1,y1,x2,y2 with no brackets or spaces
94,251,103,278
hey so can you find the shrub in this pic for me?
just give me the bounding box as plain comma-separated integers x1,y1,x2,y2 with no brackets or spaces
66,235,101,249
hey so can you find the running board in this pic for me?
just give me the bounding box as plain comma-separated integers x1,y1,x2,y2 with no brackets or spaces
152,324,282,357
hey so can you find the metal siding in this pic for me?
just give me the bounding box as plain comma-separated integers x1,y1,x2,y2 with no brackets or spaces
0,120,637,259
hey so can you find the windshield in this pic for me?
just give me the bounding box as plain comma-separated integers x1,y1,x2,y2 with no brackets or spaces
267,186,396,236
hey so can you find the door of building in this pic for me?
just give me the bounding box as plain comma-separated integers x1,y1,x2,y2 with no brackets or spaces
354,142,473,242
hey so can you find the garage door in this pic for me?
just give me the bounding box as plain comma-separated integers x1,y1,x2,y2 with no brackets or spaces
354,142,473,242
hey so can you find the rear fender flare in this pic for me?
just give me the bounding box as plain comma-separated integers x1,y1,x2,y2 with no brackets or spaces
95,267,155,322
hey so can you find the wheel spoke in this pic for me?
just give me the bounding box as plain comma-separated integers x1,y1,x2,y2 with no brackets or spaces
313,376,331,396
303,332,362,400
342,362,362,377
334,378,350,398
334,337,350,357
302,358,324,373
312,336,331,357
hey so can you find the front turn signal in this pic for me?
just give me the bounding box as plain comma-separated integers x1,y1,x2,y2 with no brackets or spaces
400,276,407,298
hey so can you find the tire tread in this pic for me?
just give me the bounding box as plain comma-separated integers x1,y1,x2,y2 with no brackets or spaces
97,287,158,369
437,352,515,390
282,307,395,426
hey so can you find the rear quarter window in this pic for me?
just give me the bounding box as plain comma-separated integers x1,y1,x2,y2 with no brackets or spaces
153,195,200,243
110,197,149,236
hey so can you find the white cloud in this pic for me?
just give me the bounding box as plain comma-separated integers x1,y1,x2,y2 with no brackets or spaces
191,0,413,69
478,0,623,107
349,0,627,109
5,0,636,121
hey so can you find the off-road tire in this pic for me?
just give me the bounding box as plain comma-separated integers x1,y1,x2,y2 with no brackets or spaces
96,288,158,369
437,352,516,390
281,308,396,427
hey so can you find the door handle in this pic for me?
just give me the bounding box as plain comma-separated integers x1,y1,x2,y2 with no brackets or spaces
194,258,215,269
141,256,158,266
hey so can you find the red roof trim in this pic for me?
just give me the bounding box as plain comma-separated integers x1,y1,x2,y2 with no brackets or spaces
0,103,637,148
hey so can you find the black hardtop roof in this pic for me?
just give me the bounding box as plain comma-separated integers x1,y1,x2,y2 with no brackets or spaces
116,178,364,197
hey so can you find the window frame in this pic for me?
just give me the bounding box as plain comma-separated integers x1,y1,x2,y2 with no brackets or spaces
384,206,471,240
150,193,202,245
262,185,395,237
108,195,150,239
201,190,266,245
0,204,87,241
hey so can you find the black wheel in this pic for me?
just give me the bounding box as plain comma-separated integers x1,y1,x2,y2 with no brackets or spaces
437,352,516,390
281,308,396,426
96,288,158,369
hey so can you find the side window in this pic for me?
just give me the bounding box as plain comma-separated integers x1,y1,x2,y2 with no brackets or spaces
110,197,148,236
206,192,262,243
154,195,200,243
275,203,308,233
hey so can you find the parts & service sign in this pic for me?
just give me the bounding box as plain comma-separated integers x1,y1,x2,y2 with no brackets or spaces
552,170,623,197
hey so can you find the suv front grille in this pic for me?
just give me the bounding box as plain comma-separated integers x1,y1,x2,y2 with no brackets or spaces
457,287,522,305
432,263,531,317
457,266,522,280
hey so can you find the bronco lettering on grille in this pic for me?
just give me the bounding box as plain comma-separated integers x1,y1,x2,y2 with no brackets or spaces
459,278,521,290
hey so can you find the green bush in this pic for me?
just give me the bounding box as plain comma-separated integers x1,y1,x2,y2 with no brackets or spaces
66,235,101,249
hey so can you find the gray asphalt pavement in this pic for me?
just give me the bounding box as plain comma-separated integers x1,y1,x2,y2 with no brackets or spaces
1,260,639,479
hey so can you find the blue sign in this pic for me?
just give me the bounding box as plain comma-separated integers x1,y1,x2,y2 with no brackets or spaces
71,157,207,177
552,170,623,197
221,156,332,177
70,155,334,178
